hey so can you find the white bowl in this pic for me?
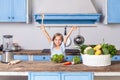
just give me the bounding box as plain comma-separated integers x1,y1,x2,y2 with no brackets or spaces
81,54,111,66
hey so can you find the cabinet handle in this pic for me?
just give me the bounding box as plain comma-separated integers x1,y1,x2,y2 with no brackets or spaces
43,57,46,60
12,17,14,19
8,17,10,19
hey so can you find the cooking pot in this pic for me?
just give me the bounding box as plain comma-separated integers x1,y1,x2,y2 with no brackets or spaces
74,28,85,45
74,35,84,45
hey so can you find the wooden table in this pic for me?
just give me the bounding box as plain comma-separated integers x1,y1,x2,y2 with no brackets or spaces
0,61,120,76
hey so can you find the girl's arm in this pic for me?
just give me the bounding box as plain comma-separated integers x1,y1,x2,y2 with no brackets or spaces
41,25,52,43
64,26,77,44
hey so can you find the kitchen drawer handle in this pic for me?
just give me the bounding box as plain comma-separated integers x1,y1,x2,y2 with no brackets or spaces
115,57,118,59
8,17,10,19
66,57,68,59
43,57,46,59
12,17,14,19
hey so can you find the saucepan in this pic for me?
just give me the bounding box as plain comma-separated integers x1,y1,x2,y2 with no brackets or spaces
74,27,85,45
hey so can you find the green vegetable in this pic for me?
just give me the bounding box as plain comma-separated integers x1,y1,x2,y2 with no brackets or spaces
80,45,88,54
51,54,64,63
102,48,109,55
102,44,117,57
107,44,117,57
72,56,81,64
87,48,94,55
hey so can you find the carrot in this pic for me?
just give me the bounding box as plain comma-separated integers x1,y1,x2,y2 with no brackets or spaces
64,62,71,65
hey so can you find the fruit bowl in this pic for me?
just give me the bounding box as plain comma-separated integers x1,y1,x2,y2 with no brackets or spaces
81,54,111,66
79,44,117,66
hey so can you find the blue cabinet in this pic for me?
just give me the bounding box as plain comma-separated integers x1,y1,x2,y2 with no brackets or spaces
29,72,61,80
33,55,81,62
0,0,26,22
14,55,28,61
29,72,93,80
107,0,120,23
61,72,93,80
33,55,50,61
0,55,28,61
0,0,11,22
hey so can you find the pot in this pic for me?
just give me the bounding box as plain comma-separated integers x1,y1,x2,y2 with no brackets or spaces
74,35,84,45
74,28,85,45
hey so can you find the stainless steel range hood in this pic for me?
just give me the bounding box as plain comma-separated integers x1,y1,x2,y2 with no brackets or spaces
34,0,101,26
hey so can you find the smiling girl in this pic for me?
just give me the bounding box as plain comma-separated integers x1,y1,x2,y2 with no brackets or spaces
41,25,77,57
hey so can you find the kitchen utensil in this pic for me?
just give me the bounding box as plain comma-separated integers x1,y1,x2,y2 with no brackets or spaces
64,26,72,47
41,13,44,24
8,60,21,65
74,27,84,45
2,35,14,63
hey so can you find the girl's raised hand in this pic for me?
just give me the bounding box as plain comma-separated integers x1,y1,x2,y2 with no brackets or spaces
40,25,45,31
71,26,77,31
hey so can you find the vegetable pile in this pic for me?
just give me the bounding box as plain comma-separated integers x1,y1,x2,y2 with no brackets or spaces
80,43,117,57
51,54,64,63
72,56,81,64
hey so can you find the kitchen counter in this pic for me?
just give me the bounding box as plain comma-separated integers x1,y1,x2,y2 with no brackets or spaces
0,50,120,77
0,61,120,77
0,61,119,72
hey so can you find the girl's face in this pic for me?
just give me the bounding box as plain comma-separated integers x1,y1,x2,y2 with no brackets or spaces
54,36,62,46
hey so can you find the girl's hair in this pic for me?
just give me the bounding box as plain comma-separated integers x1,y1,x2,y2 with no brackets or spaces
52,33,64,41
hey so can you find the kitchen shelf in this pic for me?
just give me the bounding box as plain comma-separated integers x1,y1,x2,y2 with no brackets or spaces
34,14,101,25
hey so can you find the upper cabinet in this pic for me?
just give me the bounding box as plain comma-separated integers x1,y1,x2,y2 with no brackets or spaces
0,0,29,23
106,0,120,23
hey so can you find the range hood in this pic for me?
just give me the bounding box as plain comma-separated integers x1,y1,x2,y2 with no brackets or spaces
34,0,101,26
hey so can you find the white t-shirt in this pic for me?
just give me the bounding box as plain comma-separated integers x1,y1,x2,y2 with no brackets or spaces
50,41,65,57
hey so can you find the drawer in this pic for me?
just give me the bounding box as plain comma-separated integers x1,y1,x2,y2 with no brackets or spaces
61,72,93,80
14,55,29,61
33,55,50,61
65,56,81,61
111,55,120,61
0,55,29,61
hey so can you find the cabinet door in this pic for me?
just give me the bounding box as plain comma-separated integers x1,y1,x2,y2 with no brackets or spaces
29,72,60,80
12,0,26,22
61,72,93,80
108,0,120,23
14,55,28,61
0,0,11,22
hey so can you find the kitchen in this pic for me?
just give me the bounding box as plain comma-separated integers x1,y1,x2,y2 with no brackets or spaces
0,0,120,80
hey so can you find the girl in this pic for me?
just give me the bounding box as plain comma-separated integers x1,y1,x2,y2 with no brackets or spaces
41,25,77,57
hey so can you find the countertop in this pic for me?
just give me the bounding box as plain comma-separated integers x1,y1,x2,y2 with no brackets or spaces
0,61,119,72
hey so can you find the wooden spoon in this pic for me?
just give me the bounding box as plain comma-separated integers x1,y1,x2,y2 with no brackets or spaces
41,13,44,24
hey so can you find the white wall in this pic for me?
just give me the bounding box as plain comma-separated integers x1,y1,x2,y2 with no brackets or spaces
0,0,120,50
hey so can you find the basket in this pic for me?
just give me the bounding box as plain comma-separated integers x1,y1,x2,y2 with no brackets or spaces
81,54,111,66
